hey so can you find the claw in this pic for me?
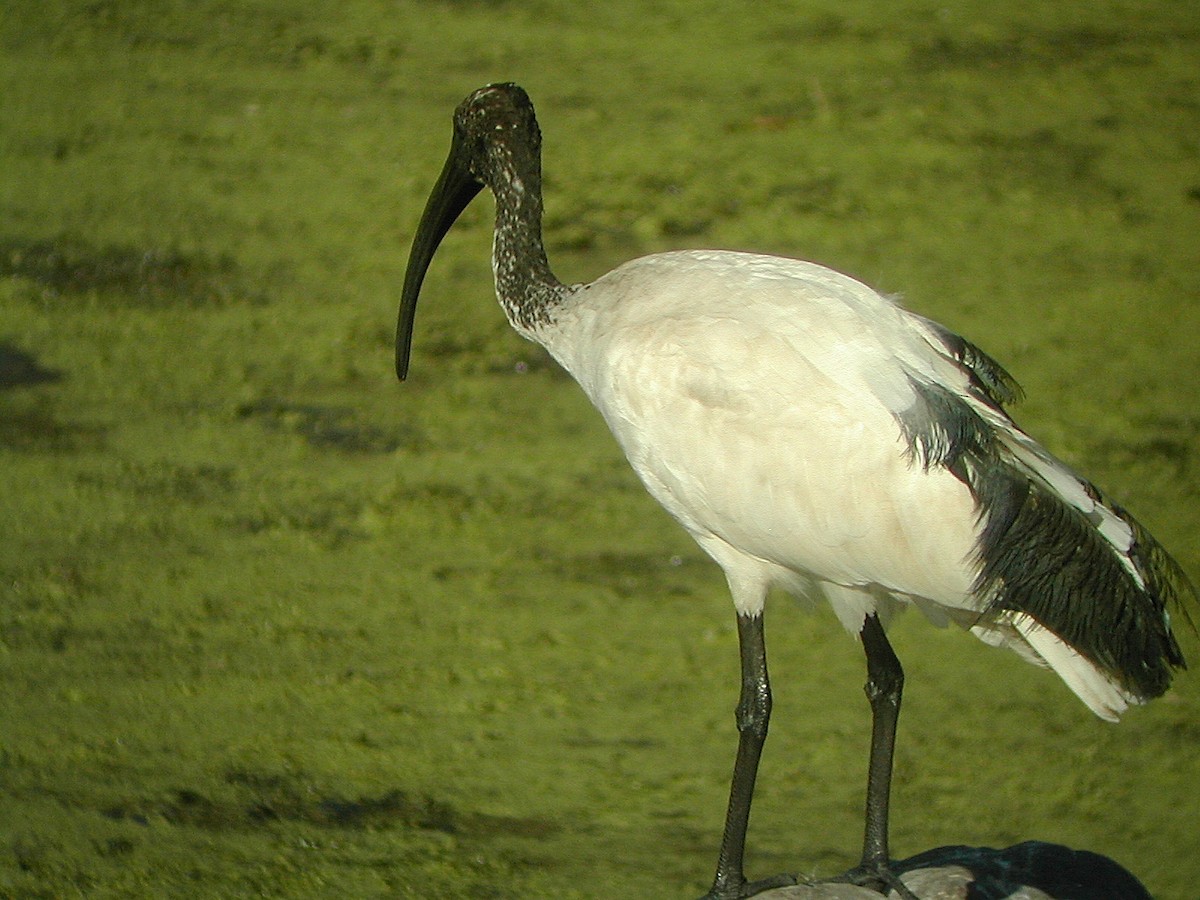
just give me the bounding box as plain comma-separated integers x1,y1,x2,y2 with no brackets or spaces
830,862,920,900
698,872,799,899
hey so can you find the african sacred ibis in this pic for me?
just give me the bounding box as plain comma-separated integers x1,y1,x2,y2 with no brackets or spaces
395,83,1195,899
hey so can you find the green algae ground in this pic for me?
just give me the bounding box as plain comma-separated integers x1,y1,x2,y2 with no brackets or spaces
2,2,1199,897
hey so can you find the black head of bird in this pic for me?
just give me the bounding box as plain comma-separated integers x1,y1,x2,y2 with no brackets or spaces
397,83,551,380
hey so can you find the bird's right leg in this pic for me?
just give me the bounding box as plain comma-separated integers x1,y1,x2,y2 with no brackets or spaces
831,612,919,900
701,612,797,900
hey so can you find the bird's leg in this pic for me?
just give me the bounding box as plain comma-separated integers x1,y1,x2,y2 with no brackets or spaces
833,613,919,900
860,613,902,874
701,613,796,900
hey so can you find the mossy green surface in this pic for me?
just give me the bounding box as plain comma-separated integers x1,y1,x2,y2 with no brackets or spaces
2,2,1198,897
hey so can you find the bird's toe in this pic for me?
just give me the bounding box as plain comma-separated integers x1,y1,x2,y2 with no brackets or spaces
697,872,799,899
829,862,920,899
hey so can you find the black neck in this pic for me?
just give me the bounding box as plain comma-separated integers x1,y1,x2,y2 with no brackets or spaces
489,154,567,334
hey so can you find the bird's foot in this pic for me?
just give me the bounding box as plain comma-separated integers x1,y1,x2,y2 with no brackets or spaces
828,862,920,900
697,872,798,900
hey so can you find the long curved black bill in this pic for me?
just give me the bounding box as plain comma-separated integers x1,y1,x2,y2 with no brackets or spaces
395,135,484,380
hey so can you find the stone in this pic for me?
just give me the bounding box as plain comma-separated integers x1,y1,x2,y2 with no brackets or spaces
754,841,1153,899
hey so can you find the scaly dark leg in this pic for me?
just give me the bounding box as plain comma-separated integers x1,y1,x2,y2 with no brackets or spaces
701,612,796,899
834,613,919,899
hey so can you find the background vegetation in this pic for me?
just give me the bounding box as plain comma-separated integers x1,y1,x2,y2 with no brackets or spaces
2,1,1198,897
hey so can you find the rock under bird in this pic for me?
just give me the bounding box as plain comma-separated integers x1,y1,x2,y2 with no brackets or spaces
394,83,1195,899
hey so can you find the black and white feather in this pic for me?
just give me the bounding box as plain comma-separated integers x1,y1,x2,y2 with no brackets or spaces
899,313,1190,717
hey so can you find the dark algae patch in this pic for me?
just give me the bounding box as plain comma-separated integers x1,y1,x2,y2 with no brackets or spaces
94,770,556,838
1,1,1197,898
0,343,62,389
236,398,420,454
0,236,251,308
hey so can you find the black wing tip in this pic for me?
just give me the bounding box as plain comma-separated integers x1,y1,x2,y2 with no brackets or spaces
1126,510,1199,646
971,464,1193,699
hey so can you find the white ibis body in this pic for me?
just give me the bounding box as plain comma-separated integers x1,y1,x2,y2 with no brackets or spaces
395,84,1194,899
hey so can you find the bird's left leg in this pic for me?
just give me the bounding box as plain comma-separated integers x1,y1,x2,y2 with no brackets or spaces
700,612,797,900
832,612,919,900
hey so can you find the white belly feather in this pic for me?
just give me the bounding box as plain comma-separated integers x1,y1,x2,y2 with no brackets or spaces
548,250,981,615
